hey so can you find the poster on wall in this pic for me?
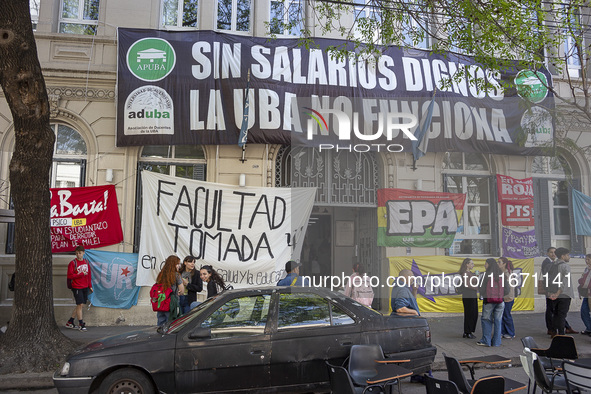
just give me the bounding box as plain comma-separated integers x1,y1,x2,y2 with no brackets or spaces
501,201,535,226
377,188,466,248
501,227,539,258
117,28,555,155
388,256,534,313
50,185,123,253
136,172,316,287
497,174,534,226
496,174,533,202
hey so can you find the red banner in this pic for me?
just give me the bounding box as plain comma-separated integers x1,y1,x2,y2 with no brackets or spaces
50,185,123,253
501,202,535,226
496,174,533,203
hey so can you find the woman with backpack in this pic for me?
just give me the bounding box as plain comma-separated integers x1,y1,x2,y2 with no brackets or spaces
343,263,374,308
498,257,516,339
200,265,226,299
477,258,509,347
154,255,184,326
179,255,203,315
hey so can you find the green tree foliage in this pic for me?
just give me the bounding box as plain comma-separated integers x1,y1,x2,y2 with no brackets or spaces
270,0,591,139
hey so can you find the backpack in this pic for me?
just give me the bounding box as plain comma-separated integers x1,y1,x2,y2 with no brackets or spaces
352,275,375,307
150,283,174,312
485,276,504,303
66,260,78,289
546,261,566,294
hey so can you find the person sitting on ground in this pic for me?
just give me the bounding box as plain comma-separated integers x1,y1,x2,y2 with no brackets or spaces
390,269,420,316
277,260,310,286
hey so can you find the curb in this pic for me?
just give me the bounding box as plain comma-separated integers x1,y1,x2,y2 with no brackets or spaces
0,372,54,390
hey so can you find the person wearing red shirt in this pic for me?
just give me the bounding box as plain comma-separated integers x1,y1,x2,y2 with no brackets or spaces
65,246,93,331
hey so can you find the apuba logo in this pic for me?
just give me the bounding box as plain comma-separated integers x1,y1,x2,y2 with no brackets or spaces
126,38,176,82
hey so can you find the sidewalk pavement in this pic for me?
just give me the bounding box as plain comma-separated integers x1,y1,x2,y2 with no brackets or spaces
2,311,590,390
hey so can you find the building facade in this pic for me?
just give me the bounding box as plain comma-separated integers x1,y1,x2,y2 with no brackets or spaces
0,0,589,324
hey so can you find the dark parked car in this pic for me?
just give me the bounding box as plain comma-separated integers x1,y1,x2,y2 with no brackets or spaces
54,286,436,393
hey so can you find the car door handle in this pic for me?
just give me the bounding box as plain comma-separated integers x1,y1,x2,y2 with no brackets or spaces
340,341,352,346
250,349,264,355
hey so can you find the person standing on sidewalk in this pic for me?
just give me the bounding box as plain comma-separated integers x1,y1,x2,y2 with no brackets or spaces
578,254,591,335
155,255,184,326
343,263,375,308
547,247,574,336
541,247,577,335
541,247,556,334
179,256,202,315
458,258,478,339
477,258,508,347
65,246,93,331
498,257,516,339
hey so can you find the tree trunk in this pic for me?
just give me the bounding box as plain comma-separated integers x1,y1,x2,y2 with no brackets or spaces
0,0,76,373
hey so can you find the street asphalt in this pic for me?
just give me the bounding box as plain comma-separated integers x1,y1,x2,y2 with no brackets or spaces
0,310,589,392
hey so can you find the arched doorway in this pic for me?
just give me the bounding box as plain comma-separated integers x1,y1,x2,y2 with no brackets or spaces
276,147,381,296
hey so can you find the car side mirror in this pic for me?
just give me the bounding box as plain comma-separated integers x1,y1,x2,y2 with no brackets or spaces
188,327,211,340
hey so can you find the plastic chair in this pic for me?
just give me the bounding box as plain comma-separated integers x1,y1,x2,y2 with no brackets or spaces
348,345,407,393
425,375,461,394
325,361,383,394
349,345,386,387
562,360,591,393
522,336,568,371
532,357,567,393
534,335,578,361
520,354,536,394
470,376,505,394
443,353,474,394
522,336,540,350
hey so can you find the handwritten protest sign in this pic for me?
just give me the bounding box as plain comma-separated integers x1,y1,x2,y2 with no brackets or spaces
136,172,316,287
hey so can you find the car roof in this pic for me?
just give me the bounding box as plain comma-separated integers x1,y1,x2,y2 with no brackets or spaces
220,286,343,297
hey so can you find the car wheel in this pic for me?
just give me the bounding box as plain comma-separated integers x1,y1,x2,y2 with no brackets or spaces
99,368,155,394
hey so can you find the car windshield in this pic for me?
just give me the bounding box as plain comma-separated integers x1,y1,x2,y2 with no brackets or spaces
163,298,216,334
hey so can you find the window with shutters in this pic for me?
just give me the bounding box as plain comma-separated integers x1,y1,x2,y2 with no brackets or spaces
442,152,494,256
134,145,206,252
532,155,578,251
